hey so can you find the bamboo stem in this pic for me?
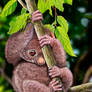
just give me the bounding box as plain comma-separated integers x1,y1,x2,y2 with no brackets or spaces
25,0,63,92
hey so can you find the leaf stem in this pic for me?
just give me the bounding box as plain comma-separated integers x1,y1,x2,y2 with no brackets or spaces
54,7,57,28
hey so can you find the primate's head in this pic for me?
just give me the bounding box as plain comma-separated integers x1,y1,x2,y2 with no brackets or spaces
22,37,45,66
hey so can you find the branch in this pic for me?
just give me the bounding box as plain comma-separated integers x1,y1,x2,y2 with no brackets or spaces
25,0,63,92
17,0,27,9
73,51,88,84
69,83,92,92
83,66,92,83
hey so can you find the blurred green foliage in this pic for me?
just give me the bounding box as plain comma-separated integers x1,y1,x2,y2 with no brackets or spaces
0,0,91,92
1,0,75,56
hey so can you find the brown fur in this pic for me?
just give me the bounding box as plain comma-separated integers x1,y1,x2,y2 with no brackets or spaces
5,23,73,92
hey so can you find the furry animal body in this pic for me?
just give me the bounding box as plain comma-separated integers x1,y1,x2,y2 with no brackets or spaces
5,11,73,92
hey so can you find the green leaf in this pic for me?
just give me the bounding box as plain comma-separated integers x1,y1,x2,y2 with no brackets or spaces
37,0,47,13
37,0,72,15
4,89,13,92
44,24,55,33
8,13,30,34
0,57,4,63
37,0,54,15
54,27,60,39
54,0,64,12
0,86,4,92
45,0,54,16
56,27,76,57
1,0,17,17
0,6,2,13
64,0,73,5
37,0,65,15
21,8,27,14
57,16,68,33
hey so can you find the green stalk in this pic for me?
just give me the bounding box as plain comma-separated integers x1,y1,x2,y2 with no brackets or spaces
24,0,64,92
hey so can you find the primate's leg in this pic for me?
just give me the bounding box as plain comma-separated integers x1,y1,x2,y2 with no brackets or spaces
23,80,52,92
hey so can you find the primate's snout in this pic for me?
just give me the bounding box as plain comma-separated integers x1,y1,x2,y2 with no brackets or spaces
37,56,45,65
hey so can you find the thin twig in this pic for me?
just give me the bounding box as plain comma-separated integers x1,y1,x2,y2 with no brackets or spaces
73,51,88,84
17,0,27,9
83,66,92,83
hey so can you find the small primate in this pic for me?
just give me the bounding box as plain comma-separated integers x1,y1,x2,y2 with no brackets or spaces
5,10,73,92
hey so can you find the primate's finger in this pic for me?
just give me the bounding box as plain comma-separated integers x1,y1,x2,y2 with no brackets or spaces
49,68,55,73
32,17,43,22
39,39,49,45
54,88,62,91
39,35,49,40
55,84,62,89
32,10,41,15
40,41,50,47
50,73,59,78
49,71,56,76
32,13,42,18
52,80,59,86
49,79,56,85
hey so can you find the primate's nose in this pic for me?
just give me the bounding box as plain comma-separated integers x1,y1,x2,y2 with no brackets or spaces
37,57,45,65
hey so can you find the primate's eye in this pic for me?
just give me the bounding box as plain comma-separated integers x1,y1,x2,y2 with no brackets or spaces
29,50,36,56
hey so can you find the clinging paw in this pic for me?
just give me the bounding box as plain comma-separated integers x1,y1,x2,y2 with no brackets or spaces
49,66,61,78
49,79,63,92
32,10,43,22
39,35,55,48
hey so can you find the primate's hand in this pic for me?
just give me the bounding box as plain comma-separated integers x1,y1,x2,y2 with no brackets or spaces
39,35,58,47
49,66,61,78
49,79,63,92
32,10,43,22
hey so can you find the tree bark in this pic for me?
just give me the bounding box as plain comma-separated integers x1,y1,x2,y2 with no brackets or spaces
25,0,63,92
69,83,92,92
